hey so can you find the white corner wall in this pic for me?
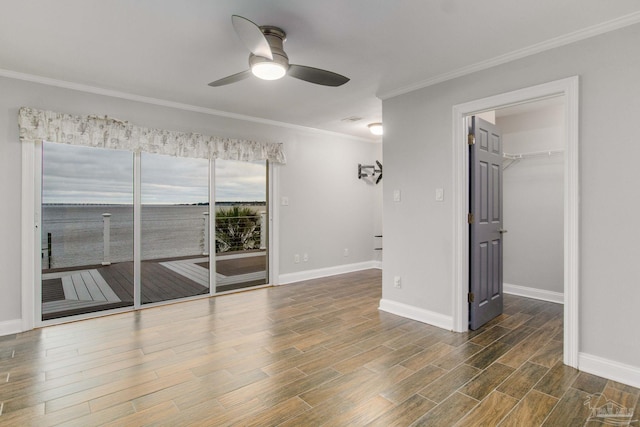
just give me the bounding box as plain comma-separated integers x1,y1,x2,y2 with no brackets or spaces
498,105,564,296
382,23,640,376
0,76,382,335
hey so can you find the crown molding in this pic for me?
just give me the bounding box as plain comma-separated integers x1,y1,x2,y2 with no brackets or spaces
379,10,640,100
0,68,374,143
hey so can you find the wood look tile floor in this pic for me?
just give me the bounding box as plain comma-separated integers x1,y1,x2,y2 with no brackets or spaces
1,269,638,426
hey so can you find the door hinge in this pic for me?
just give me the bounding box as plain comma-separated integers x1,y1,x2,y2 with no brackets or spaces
468,292,475,303
468,213,474,224
468,134,475,145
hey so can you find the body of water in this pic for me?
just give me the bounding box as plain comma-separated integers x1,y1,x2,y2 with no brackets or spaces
42,204,265,269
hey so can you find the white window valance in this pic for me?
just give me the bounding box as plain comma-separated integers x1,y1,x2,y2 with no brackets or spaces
18,107,286,164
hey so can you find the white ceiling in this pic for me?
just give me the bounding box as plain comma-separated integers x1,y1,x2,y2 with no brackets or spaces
1,0,639,141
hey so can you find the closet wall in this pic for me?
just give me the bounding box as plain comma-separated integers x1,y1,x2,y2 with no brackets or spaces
497,102,564,296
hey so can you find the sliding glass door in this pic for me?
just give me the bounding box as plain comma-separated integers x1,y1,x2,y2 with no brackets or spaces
140,153,210,304
41,141,134,320
214,159,268,292
40,142,269,321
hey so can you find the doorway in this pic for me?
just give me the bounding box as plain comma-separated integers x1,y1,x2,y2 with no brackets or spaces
452,77,579,367
468,100,565,330
496,101,565,305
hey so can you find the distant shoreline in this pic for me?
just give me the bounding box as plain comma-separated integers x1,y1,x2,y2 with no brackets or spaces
43,201,266,207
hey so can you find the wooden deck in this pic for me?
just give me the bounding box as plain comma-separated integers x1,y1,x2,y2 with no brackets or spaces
41,251,267,320
42,269,122,316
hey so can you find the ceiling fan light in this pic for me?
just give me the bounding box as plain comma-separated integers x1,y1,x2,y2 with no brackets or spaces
368,123,383,136
251,62,287,80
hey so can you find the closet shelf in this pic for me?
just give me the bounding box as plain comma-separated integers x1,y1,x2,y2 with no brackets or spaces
503,149,563,160
503,149,563,170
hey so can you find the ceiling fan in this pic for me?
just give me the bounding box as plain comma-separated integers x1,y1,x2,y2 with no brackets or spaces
208,15,350,88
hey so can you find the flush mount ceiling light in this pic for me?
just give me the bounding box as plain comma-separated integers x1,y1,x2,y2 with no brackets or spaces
368,123,383,136
251,60,287,80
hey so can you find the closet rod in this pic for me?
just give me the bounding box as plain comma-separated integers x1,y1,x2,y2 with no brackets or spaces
503,149,563,160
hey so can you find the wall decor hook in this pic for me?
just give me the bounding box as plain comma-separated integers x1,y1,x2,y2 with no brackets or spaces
358,160,383,184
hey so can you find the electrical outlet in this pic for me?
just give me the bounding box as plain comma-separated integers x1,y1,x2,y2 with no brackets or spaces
303,253,309,262
343,248,349,257
294,254,300,263
281,196,289,206
394,276,402,289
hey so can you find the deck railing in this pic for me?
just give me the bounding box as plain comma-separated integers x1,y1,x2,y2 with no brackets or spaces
214,212,267,253
42,209,267,269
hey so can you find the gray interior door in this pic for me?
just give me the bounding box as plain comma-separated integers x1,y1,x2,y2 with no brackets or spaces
469,116,504,330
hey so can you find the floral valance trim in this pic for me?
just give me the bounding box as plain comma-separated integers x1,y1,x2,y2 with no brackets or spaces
18,107,286,164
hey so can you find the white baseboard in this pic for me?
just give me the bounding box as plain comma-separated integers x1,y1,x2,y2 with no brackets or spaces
0,319,23,337
378,299,453,331
278,261,380,285
579,352,640,389
503,282,564,304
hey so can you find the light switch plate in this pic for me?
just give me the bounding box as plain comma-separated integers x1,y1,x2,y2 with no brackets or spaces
435,188,444,201
281,196,289,206
393,189,401,202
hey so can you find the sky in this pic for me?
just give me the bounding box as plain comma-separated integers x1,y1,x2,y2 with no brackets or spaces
42,141,266,204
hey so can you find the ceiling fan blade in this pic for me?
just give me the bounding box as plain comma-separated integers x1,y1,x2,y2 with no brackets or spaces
231,15,273,60
208,69,252,87
288,64,349,87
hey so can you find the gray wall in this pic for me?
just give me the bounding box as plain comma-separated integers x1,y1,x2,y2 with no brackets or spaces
279,132,382,274
0,76,381,330
498,105,564,294
382,23,640,368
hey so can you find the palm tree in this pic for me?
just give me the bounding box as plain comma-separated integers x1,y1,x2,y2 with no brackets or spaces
215,206,262,253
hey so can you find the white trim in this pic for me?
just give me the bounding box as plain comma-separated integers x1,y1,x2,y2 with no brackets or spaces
379,299,453,331
133,152,141,308
372,260,382,270
279,261,379,285
503,283,564,305
33,142,43,327
564,77,580,369
269,164,280,286
0,69,373,144
451,76,579,368
579,353,640,390
379,11,640,100
0,319,23,337
209,158,216,295
21,141,36,333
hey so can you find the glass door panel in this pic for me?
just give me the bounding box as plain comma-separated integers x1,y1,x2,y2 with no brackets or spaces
140,153,210,304
214,159,268,292
41,141,134,320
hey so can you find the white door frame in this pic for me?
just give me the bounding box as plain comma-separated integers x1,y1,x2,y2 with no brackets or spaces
21,140,38,332
451,76,579,368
